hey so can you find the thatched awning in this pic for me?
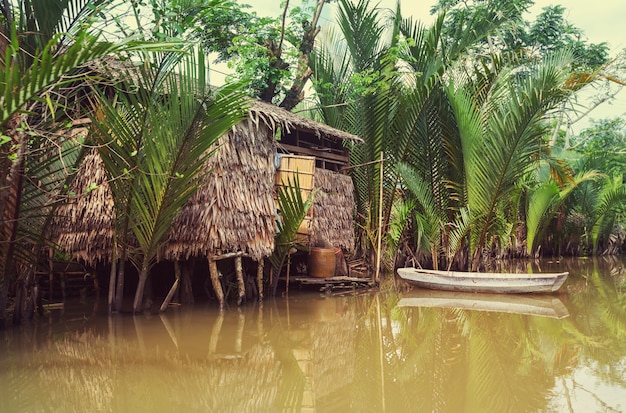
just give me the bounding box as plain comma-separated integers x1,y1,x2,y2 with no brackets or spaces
312,169,355,252
162,117,277,262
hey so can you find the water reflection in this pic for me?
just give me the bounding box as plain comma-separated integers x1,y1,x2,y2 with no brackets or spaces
0,257,625,412
398,290,570,319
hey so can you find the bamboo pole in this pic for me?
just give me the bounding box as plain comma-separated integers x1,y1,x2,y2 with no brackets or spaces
235,256,245,306
257,259,264,301
210,251,246,261
375,151,384,283
159,278,179,312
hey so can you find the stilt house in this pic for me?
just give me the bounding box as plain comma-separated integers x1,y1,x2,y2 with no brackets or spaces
51,80,361,306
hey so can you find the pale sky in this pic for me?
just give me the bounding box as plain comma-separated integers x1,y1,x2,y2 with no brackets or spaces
217,0,626,130
243,0,626,54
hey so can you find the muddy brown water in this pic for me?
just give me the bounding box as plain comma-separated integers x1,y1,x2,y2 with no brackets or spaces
1,257,625,412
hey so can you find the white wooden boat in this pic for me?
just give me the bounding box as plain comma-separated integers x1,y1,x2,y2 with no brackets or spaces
397,290,570,319
396,268,568,294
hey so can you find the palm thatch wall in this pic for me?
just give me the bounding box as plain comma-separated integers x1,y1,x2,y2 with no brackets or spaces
162,117,277,262
51,148,115,265
312,169,355,252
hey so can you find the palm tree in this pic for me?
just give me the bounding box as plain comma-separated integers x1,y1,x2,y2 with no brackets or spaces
91,51,247,313
447,50,594,269
587,175,626,254
269,176,314,296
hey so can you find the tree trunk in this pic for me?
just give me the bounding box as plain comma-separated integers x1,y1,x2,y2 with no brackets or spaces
0,114,27,325
132,260,150,313
235,256,245,305
280,0,325,110
256,259,264,301
208,257,224,310
108,258,117,313
114,254,126,312
12,278,25,324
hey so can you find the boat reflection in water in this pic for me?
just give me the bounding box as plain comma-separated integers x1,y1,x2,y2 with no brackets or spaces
398,289,570,319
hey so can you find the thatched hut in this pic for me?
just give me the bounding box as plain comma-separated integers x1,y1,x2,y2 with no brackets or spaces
261,99,360,253
160,100,361,306
50,82,361,307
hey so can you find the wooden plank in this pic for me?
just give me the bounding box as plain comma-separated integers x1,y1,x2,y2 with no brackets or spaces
278,143,349,164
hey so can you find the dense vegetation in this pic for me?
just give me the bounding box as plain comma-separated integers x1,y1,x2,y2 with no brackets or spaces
305,0,625,270
0,0,624,324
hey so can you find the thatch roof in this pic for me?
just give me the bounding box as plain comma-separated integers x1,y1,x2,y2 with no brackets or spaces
312,169,355,252
161,117,277,262
250,100,361,143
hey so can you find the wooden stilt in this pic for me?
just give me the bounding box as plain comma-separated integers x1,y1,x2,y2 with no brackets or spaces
208,257,224,310
159,278,179,312
235,256,245,306
285,252,291,297
257,259,264,301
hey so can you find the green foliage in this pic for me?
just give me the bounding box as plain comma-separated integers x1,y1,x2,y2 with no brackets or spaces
448,50,593,268
573,118,626,180
525,171,601,255
270,176,314,276
194,0,331,107
589,176,626,254
0,0,187,322
527,5,609,70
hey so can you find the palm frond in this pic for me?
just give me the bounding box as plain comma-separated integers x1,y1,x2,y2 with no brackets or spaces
526,170,601,254
270,175,315,273
589,175,626,253
94,50,247,267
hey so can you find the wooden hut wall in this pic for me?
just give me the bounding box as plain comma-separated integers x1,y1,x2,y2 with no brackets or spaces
163,119,277,262
311,169,355,252
51,149,115,265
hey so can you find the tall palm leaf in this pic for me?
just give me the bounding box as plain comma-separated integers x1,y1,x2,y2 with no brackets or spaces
525,170,601,255
588,175,626,254
397,161,445,268
0,0,182,323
